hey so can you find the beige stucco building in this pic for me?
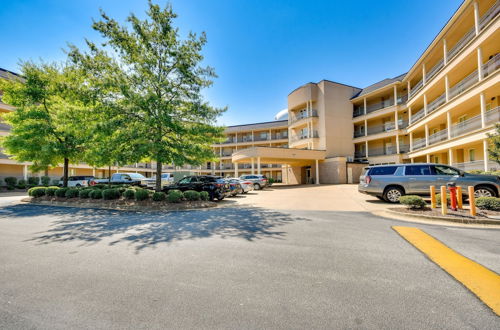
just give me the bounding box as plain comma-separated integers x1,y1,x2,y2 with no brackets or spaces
0,0,499,184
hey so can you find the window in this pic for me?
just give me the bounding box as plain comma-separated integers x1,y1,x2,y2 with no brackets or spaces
260,132,267,140
434,165,460,176
405,165,431,176
368,166,398,176
178,177,191,184
469,149,475,161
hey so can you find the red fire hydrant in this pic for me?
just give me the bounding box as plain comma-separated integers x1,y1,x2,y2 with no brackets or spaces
447,182,457,211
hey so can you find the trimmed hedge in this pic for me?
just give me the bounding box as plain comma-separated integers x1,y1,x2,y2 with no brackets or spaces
45,186,59,196
123,189,136,200
184,190,200,201
152,192,166,202
28,177,40,186
28,187,46,197
475,197,500,211
90,189,103,199
41,176,51,186
79,189,91,198
167,190,184,203
200,191,209,201
135,189,149,201
65,188,79,198
4,177,17,187
55,188,68,198
399,195,426,209
17,179,27,189
103,188,120,200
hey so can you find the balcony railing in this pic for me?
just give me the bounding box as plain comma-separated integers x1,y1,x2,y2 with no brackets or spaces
427,93,446,114
449,69,479,100
399,144,410,153
366,99,395,114
290,131,319,142
485,106,500,123
428,129,448,145
426,59,444,82
455,160,499,172
353,106,364,117
354,151,366,159
399,119,409,129
353,130,365,138
366,122,397,135
368,146,401,157
397,94,408,104
412,137,426,150
482,53,500,78
447,28,475,61
409,79,423,98
0,122,11,131
479,0,500,31
289,110,318,124
410,107,425,124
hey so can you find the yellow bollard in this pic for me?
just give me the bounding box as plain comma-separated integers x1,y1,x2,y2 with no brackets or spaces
468,186,476,217
430,186,436,209
457,186,463,209
440,186,447,215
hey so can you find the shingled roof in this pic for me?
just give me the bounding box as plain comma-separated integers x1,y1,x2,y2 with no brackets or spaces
352,73,406,99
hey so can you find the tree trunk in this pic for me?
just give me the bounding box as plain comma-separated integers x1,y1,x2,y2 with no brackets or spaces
63,158,69,187
155,160,162,192
108,165,111,186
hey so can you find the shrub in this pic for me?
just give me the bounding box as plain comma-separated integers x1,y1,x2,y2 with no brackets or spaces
183,190,200,201
475,197,500,211
4,177,17,187
103,188,120,200
65,188,79,198
135,189,149,201
436,193,450,206
17,179,27,189
28,177,40,186
152,192,166,202
28,187,46,197
92,184,108,189
78,189,91,198
45,186,59,196
51,179,61,186
90,189,103,199
167,190,184,203
399,195,427,209
40,176,51,186
123,189,136,200
6,185,15,190
55,188,68,198
200,191,210,201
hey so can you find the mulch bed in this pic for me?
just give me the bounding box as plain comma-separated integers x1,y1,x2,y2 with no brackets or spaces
25,196,217,211
389,207,500,224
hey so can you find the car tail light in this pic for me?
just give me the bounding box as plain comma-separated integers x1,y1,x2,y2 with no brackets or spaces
89,180,96,186
365,175,371,184
243,181,252,185
263,179,267,182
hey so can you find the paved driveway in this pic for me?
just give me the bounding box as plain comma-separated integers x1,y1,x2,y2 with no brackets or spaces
0,191,499,329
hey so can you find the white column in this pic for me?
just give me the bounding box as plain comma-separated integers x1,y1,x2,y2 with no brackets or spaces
425,124,429,146
422,64,427,85
396,135,400,154
363,98,367,115
447,111,452,139
269,128,272,141
448,149,453,166
235,132,238,144
408,106,412,124
426,154,431,163
480,92,486,128
257,157,261,175
23,165,28,181
411,158,414,163
315,160,320,185
365,141,369,158
445,75,449,102
473,1,480,36
364,119,368,136
251,158,255,174
235,163,239,177
393,85,398,106
251,130,254,142
424,94,428,115
477,47,483,81
394,110,399,130
443,39,448,65
409,132,413,151
92,168,96,176
483,139,490,171
407,81,411,99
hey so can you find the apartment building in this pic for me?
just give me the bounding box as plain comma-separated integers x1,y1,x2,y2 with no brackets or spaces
0,0,498,184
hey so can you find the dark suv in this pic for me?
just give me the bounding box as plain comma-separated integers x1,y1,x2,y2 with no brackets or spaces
163,175,230,201
358,163,500,203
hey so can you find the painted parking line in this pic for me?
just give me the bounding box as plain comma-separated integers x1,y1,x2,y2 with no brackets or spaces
392,226,500,316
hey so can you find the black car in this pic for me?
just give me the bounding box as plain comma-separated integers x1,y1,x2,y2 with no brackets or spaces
163,175,230,201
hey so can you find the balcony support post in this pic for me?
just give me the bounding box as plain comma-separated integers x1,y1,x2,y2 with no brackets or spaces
480,92,486,128
23,165,28,181
447,111,452,139
473,1,480,36
483,139,490,171
257,157,261,175
424,94,428,116
408,106,412,124
393,85,398,106
443,39,448,65
477,47,483,81
409,132,413,152
364,119,368,136
92,168,96,177
425,124,429,146
426,154,431,163
235,162,239,177
394,110,399,130
365,141,369,158
445,75,450,102
422,64,426,85
396,135,400,154
407,81,411,99
315,159,320,185
363,98,367,115
251,158,255,174
448,149,453,166
411,158,414,163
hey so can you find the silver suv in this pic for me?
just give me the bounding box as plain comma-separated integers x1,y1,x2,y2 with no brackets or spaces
358,163,500,203
239,174,268,190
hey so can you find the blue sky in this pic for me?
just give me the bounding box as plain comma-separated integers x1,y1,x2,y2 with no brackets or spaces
0,0,462,126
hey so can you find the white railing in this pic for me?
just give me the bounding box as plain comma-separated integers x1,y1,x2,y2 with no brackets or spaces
485,106,500,125
354,130,365,138
447,27,475,61
427,93,446,114
448,69,478,100
397,94,408,104
409,79,423,98
426,59,444,82
366,122,396,135
412,137,426,150
366,99,395,114
450,114,483,138
289,110,318,124
482,53,500,78
410,108,425,124
290,130,319,142
479,0,500,30
455,160,499,172
428,129,448,145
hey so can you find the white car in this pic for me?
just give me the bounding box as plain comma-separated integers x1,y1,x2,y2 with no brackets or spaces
58,176,95,187
141,173,175,189
227,178,254,194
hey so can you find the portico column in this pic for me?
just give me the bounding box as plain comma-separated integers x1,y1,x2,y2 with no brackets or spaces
448,149,453,166
425,124,429,146
363,98,367,115
257,157,261,175
396,135,400,154
408,106,412,124
394,109,399,130
483,139,490,171
409,132,413,151
480,92,486,128
447,111,452,139
445,75,449,102
411,158,414,163
235,163,239,177
251,158,255,174
424,94,428,115
443,39,448,65
393,85,398,106
426,154,431,163
23,165,28,181
365,141,369,158
364,119,368,136
92,168,96,176
477,47,483,81
473,1,480,36
315,160,320,185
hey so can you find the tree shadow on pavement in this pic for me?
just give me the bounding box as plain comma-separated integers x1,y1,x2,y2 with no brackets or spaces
0,204,307,252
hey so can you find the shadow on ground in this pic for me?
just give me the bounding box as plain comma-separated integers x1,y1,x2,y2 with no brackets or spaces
0,204,307,252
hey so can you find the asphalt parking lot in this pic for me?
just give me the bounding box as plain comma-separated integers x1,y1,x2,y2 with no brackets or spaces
0,189,499,329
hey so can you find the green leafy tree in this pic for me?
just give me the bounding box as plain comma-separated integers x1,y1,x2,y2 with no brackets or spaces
0,62,92,187
69,1,225,191
487,124,500,165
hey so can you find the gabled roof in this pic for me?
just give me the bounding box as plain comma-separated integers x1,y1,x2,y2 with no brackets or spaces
351,73,406,99
0,68,22,80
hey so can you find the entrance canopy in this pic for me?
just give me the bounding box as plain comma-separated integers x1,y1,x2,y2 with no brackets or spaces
232,147,325,166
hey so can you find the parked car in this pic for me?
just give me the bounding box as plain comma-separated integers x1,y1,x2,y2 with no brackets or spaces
142,173,175,190
90,173,147,186
163,175,230,201
227,178,254,194
59,176,95,187
358,163,500,203
239,174,268,190
224,178,243,197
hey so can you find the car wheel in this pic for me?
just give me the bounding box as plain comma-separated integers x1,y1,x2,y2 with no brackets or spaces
383,187,404,203
76,184,81,188
474,186,496,198
254,183,261,190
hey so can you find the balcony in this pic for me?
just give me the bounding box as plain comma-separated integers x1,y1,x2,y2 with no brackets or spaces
290,131,319,143
455,160,499,171
368,146,399,157
409,79,423,98
353,130,365,138
0,122,11,131
428,129,448,145
412,137,426,150
450,106,499,138
482,53,500,79
427,93,446,114
449,69,479,100
354,150,366,159
289,110,318,124
353,106,364,117
366,121,397,136
397,94,409,104
426,59,444,82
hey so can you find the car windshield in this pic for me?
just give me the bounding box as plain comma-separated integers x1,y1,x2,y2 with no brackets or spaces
128,173,146,179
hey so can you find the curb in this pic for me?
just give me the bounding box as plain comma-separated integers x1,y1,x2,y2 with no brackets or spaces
372,209,500,228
